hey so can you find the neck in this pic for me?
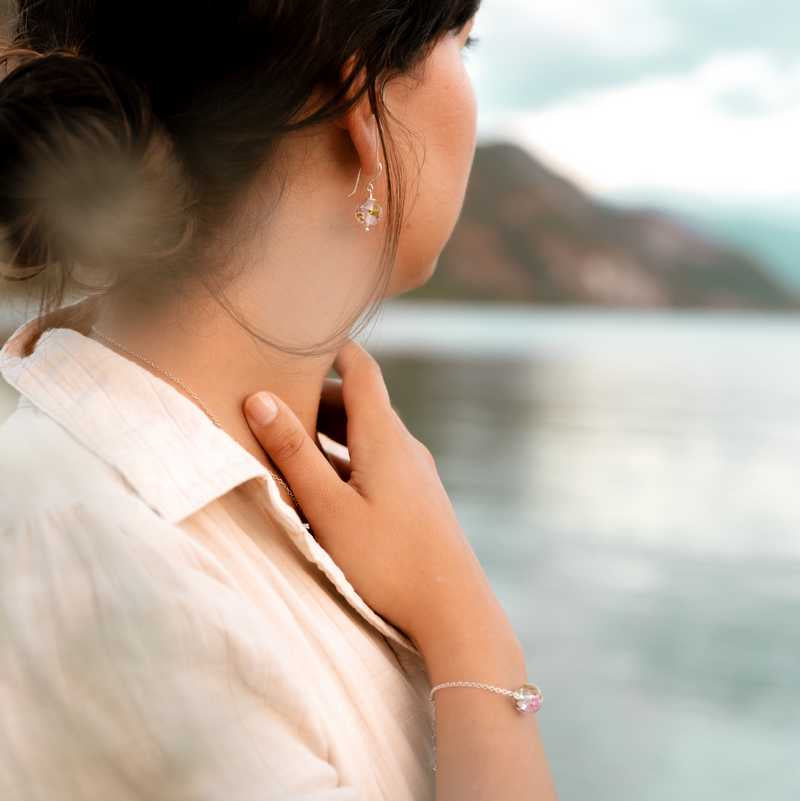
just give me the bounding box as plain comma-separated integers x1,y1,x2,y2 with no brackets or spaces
88,287,338,484
78,128,385,491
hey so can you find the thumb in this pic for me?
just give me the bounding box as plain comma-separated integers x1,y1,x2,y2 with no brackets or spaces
243,391,352,525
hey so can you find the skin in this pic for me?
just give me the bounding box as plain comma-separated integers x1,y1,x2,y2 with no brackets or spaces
85,18,560,798
89,14,479,508
241,341,560,801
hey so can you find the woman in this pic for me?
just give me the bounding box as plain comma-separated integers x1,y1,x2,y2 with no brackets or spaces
0,2,558,799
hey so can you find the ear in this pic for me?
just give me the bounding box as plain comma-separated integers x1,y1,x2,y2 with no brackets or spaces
334,56,381,182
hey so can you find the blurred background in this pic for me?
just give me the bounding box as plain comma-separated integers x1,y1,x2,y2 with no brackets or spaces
2,2,798,799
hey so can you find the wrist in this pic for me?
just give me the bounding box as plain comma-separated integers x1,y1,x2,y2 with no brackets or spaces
416,618,527,687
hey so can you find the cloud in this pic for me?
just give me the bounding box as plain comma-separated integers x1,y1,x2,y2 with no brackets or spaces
469,0,682,108
470,0,800,108
482,50,800,202
482,0,678,59
708,52,800,116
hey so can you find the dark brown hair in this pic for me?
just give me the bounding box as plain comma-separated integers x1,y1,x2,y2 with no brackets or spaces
0,0,480,354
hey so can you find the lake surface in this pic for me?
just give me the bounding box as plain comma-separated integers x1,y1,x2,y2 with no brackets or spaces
366,301,799,801
2,300,798,800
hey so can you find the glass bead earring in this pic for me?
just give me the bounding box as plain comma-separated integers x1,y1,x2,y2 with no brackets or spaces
347,161,383,231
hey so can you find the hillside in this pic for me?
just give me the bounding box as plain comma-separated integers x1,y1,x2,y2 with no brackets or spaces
411,142,797,310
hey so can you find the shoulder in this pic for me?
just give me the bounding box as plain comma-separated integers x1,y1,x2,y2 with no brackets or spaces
0,452,350,801
0,398,132,522
0,405,246,638
0,401,235,650
0,401,295,653
0,402,324,699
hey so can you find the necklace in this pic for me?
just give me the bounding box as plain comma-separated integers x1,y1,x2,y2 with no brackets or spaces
88,325,301,510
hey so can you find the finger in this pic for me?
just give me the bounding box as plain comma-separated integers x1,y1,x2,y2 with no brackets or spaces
332,339,392,427
243,391,356,525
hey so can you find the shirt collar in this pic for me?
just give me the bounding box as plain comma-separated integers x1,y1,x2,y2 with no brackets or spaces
0,296,269,524
0,296,421,657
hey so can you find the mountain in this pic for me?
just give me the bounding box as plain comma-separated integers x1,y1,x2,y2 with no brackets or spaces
604,190,800,292
408,142,799,310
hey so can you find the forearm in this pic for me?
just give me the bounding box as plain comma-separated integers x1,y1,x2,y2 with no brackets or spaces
420,624,559,801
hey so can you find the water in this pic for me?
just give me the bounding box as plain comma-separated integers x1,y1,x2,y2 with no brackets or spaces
366,301,799,801
2,301,798,799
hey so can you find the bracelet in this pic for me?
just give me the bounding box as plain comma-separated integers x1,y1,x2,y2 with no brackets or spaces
427,681,543,772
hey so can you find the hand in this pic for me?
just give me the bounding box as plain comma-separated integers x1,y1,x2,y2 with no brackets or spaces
242,339,520,658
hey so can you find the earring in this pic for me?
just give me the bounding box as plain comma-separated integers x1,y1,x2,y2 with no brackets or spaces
347,161,383,231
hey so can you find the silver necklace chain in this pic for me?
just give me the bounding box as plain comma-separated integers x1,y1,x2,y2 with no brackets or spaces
88,325,299,508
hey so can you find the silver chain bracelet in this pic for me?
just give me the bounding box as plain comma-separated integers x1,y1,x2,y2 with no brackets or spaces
428,681,543,772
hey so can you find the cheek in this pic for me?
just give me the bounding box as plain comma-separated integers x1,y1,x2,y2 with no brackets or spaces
418,62,477,256
385,42,477,207
427,54,478,202
383,46,478,293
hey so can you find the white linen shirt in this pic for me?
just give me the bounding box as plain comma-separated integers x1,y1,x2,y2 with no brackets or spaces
0,297,436,801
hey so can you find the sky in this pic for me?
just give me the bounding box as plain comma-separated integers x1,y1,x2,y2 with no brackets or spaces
466,0,800,212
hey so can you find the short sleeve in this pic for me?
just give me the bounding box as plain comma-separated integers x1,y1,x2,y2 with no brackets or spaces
0,495,363,801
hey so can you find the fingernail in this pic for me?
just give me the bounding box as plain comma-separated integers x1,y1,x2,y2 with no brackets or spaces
247,392,278,425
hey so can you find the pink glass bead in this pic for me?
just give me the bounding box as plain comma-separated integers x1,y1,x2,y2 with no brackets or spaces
513,683,543,713
355,198,382,230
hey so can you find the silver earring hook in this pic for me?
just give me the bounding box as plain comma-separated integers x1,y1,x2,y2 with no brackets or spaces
347,131,383,197
346,168,361,198
347,160,382,198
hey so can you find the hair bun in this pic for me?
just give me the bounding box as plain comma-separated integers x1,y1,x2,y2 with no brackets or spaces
0,48,193,284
